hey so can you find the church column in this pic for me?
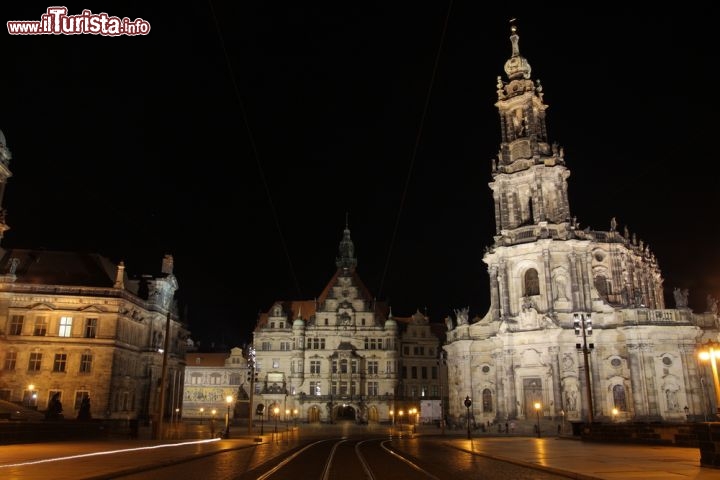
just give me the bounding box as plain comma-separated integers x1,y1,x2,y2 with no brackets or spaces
642,344,660,418
499,260,511,318
582,252,593,311
489,265,501,321
568,253,580,310
627,342,648,418
551,347,562,413
533,180,546,222
679,344,700,414
505,348,517,418
542,249,553,312
493,350,505,421
493,192,502,235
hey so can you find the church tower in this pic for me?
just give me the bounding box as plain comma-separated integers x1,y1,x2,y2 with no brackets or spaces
443,23,711,427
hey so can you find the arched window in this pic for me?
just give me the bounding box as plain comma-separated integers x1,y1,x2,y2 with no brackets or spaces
482,388,493,412
612,384,627,411
524,269,540,296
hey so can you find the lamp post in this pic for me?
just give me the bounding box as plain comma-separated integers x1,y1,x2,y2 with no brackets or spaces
285,409,290,431
464,396,472,440
698,341,720,418
211,409,217,437
409,408,416,433
293,408,298,428
398,410,404,433
273,407,279,435
27,384,37,408
559,409,565,434
574,313,595,424
199,407,204,424
534,402,542,438
612,407,618,423
224,395,233,438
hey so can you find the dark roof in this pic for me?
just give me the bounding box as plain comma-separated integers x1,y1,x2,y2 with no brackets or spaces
0,248,117,288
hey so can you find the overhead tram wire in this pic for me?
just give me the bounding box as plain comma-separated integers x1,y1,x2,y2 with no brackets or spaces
207,1,303,298
377,0,454,300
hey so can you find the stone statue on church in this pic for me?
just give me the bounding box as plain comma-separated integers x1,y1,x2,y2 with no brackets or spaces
673,288,689,309
445,316,454,331
707,294,718,315
455,307,469,326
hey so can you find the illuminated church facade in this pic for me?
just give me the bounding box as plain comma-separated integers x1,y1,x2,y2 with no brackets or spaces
443,25,720,425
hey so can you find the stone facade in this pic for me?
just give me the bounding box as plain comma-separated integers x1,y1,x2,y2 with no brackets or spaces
443,25,720,426
251,224,446,425
0,132,188,421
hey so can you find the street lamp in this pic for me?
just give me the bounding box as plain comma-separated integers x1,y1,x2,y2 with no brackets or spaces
199,407,204,424
273,406,279,434
534,402,542,438
27,384,37,408
409,408,416,433
211,409,217,437
293,408,298,428
285,409,290,431
698,341,720,418
611,407,618,423
574,313,595,424
398,410,404,432
559,409,565,434
224,395,233,438
464,396,472,439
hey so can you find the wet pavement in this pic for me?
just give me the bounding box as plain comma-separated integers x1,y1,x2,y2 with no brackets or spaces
0,425,717,480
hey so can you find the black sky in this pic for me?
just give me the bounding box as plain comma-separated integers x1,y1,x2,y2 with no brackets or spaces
2,4,719,349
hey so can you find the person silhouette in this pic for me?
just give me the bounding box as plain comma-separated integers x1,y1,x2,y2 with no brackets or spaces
77,396,92,421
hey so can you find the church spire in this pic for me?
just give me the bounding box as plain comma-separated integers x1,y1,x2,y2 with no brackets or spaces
335,220,357,272
504,20,532,81
489,21,573,239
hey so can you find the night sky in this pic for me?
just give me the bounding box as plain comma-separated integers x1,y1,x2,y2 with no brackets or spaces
2,4,719,349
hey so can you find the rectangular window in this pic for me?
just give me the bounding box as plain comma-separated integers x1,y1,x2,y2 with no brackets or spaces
403,346,409,355
431,366,437,379
272,359,279,369
350,382,356,395
48,390,62,406
9,315,24,335
28,352,42,371
386,361,393,374
340,360,347,373
367,381,378,396
3,351,17,371
367,361,378,375
421,366,427,379
411,366,417,379
79,353,93,373
84,318,97,338
53,353,67,372
59,316,73,337
402,366,407,379
309,381,321,396
430,385,439,397
331,382,337,395
332,360,337,373
310,360,321,374
339,381,348,395
74,391,90,410
34,316,48,336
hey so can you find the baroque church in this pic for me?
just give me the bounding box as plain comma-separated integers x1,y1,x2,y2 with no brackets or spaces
443,25,720,425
